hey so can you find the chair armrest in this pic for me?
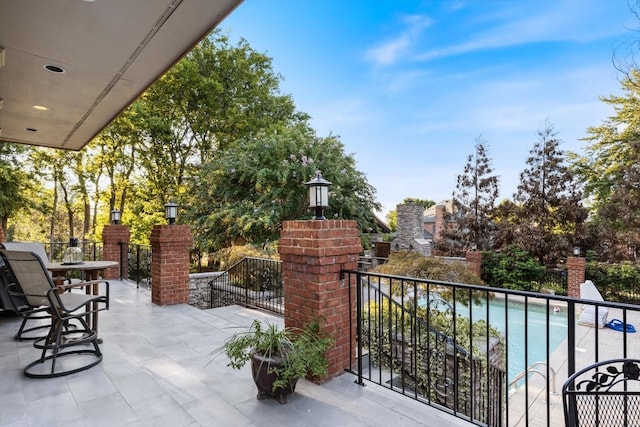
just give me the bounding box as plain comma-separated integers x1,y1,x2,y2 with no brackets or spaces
55,280,110,305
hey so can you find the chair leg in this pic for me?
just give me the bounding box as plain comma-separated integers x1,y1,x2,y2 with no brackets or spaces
24,316,103,378
15,314,51,341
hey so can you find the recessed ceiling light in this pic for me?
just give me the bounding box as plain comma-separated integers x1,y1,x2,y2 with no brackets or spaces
33,105,48,111
44,64,65,73
26,128,38,132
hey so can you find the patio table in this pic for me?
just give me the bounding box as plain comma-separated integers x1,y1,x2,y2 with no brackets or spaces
47,260,117,341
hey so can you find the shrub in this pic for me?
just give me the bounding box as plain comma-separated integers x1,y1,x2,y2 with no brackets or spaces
374,251,483,285
210,242,279,270
481,246,545,291
586,261,640,303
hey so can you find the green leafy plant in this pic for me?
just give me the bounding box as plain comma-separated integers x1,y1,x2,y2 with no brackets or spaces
212,319,333,391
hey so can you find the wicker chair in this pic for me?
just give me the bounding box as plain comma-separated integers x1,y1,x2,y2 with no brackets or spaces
563,358,640,426
0,249,109,378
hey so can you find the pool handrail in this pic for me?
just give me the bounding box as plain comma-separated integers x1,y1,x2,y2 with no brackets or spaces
509,361,557,395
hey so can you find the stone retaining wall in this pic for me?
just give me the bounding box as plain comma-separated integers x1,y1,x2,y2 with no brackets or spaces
189,272,223,309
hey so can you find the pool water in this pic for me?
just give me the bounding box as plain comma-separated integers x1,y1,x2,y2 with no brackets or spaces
455,298,568,383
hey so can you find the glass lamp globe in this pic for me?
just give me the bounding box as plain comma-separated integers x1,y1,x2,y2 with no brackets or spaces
62,238,83,264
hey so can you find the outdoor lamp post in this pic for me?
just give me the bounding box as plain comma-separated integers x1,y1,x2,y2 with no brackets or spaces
110,209,121,224
573,246,581,256
165,202,178,225
304,171,332,220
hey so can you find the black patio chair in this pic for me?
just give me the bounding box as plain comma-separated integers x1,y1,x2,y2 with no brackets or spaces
0,258,52,340
0,249,109,378
562,358,640,426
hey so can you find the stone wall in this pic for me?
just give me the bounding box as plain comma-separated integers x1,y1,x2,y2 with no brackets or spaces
392,203,431,256
189,272,223,309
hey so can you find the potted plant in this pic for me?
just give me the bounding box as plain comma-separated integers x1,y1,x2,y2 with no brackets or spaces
212,319,333,404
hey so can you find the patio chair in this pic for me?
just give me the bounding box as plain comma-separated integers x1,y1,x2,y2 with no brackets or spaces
562,358,640,426
0,249,109,378
0,257,52,340
0,242,69,340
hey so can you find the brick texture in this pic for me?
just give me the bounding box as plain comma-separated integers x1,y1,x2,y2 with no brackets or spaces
278,220,362,381
150,225,193,306
567,256,586,298
102,224,130,280
466,251,483,278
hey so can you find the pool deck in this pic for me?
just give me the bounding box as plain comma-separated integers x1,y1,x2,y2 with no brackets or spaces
507,306,640,426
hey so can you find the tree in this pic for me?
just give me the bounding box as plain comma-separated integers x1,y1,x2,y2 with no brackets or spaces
385,210,397,232
185,124,381,250
506,123,587,265
0,142,34,236
437,136,499,256
121,30,310,241
572,70,640,260
402,198,435,210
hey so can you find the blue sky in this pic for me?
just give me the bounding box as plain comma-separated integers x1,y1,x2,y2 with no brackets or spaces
221,0,636,216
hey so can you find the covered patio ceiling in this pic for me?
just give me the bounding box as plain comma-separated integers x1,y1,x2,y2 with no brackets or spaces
0,0,243,151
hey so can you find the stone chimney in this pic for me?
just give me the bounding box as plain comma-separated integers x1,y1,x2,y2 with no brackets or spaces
391,204,431,256
434,204,445,242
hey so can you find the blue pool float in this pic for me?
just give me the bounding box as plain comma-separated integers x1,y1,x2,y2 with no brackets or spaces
606,318,636,333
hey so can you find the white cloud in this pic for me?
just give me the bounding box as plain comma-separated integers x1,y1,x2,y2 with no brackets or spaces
413,2,630,63
365,14,433,66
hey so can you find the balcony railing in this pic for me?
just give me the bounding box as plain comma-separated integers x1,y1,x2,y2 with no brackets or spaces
208,257,283,314
343,269,640,426
43,240,103,262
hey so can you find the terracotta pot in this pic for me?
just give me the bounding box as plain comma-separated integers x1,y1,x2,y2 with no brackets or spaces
251,352,297,404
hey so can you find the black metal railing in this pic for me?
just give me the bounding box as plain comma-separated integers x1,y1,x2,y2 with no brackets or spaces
44,240,103,262
344,269,640,427
126,244,152,288
208,257,283,315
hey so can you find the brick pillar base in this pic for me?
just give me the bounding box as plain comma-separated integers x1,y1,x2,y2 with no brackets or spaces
567,256,586,298
466,251,482,278
150,225,193,306
102,224,130,280
278,220,362,381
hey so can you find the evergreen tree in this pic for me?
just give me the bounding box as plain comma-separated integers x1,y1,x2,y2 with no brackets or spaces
437,136,499,256
509,122,587,265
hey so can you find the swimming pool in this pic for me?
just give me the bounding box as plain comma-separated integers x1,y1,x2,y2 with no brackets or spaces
455,297,568,383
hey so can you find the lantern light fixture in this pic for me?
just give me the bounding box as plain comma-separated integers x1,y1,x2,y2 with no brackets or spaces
165,202,178,225
304,171,332,220
110,209,121,224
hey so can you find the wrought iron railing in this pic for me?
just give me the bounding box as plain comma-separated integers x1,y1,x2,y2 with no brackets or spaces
344,269,640,426
208,257,283,314
127,244,152,288
44,240,103,262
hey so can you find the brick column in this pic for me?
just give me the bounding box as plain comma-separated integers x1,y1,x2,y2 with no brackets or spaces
150,225,193,306
102,224,130,280
567,256,586,298
278,220,362,380
466,251,482,278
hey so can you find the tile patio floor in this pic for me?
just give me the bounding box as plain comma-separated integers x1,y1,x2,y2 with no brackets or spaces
0,280,472,427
